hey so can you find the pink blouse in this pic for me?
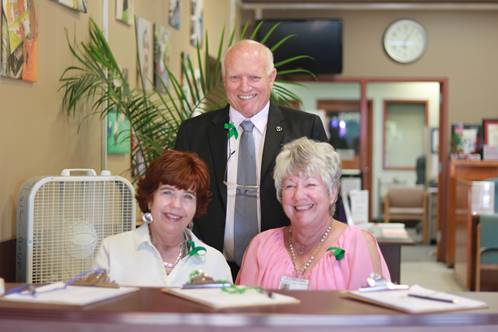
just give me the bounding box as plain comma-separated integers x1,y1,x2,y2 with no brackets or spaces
236,225,391,290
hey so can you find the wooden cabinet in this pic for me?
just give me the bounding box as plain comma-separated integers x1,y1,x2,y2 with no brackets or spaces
444,160,498,267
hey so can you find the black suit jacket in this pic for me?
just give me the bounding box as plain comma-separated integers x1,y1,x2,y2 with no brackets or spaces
175,103,344,253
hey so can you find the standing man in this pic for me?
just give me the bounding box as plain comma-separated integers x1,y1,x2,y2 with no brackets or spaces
175,39,343,276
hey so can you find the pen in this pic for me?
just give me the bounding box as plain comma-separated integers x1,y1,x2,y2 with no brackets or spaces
408,293,457,303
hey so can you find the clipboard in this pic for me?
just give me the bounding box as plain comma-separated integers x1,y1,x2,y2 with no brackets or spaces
163,287,300,309
343,284,488,314
1,282,138,306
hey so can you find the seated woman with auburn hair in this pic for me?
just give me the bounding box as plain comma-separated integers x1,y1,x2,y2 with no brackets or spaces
237,137,390,290
95,149,232,287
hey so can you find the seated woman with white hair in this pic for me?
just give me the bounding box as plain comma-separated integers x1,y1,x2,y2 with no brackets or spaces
237,137,390,290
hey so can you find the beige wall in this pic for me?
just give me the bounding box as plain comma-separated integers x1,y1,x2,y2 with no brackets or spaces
3,3,496,241
0,0,235,241
244,9,498,123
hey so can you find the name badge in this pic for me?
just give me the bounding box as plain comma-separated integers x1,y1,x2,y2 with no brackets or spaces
279,275,309,290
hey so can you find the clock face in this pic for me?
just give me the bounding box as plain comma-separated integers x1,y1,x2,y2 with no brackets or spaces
383,19,426,64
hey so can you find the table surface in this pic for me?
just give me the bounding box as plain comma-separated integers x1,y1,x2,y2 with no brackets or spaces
1,286,498,332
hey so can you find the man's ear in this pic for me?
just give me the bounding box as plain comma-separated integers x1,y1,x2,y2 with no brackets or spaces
270,67,277,82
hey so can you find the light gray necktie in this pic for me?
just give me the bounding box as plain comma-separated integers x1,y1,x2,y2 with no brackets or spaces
233,120,258,266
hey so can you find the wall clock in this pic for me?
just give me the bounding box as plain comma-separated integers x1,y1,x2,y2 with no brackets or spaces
383,19,427,64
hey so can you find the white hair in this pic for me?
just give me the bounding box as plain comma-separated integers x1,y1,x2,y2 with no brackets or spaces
273,137,342,216
221,39,274,76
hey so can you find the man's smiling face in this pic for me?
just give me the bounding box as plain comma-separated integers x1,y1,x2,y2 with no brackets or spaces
223,42,276,118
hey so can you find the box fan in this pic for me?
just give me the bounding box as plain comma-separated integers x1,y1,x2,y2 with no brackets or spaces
16,169,136,283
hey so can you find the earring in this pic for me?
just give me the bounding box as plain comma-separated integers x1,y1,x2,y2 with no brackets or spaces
142,212,153,224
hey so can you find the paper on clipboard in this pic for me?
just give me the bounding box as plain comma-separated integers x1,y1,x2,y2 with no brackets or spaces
1,282,138,306
163,287,300,309
344,284,487,314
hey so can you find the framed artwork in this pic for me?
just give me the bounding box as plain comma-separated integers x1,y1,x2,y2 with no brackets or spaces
431,128,439,153
115,0,133,25
169,0,180,30
190,0,204,47
135,16,154,91
482,119,498,147
54,0,88,12
1,0,38,81
383,100,427,170
154,24,170,92
107,110,130,155
450,123,482,154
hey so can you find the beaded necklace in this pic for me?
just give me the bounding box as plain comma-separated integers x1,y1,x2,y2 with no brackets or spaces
287,221,333,277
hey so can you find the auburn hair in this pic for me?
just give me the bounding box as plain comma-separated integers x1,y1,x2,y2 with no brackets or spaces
136,149,211,217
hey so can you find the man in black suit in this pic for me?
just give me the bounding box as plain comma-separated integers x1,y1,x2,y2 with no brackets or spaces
175,40,344,276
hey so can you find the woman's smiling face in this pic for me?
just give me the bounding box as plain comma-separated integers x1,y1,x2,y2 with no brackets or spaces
281,173,333,229
148,184,197,236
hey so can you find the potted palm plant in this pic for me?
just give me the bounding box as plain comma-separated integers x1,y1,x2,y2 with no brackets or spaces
59,18,311,178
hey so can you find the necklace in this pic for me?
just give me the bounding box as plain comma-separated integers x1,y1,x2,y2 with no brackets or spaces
162,240,185,270
288,221,333,277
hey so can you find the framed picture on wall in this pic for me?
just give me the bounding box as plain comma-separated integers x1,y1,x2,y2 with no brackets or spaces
154,24,170,92
107,110,131,155
482,118,498,147
116,0,133,25
190,0,204,47
169,0,181,29
450,123,482,155
54,0,88,13
1,0,38,81
135,16,154,91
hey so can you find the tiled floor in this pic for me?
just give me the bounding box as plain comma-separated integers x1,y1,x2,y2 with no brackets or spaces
400,244,465,293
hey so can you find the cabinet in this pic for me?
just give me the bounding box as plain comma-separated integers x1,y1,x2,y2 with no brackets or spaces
444,160,498,267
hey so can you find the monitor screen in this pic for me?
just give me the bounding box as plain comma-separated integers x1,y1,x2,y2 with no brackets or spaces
255,19,343,75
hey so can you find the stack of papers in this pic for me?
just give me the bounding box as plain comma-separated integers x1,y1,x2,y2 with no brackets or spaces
1,282,138,306
163,287,300,309
344,284,487,313
360,223,410,240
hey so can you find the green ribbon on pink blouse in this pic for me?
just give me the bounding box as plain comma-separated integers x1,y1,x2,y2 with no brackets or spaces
224,122,238,139
327,246,345,261
187,240,206,256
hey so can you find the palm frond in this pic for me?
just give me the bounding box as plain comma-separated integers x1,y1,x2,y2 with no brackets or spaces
60,19,309,178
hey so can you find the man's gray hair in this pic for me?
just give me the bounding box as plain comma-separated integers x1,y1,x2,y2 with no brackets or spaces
273,137,342,216
221,39,274,76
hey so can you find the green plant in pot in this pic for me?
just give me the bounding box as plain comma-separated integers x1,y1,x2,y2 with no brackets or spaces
59,18,311,178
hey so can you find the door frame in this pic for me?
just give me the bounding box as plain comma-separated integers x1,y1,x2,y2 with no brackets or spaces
289,76,449,261
317,99,373,218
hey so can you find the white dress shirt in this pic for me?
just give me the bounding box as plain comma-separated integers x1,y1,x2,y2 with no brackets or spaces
95,224,233,287
223,102,269,262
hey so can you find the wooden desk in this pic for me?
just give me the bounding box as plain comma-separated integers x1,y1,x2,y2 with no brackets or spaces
378,237,414,284
1,287,498,332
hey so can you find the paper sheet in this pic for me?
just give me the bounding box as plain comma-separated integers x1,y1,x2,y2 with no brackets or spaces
163,287,300,309
2,282,138,306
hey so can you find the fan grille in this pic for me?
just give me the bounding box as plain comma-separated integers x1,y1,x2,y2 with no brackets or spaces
31,180,134,284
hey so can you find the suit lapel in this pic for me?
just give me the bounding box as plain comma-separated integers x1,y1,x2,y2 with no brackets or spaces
261,104,285,182
208,107,230,208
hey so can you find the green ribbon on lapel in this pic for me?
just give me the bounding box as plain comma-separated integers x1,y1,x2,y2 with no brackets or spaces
187,240,207,256
224,122,238,139
327,246,345,261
